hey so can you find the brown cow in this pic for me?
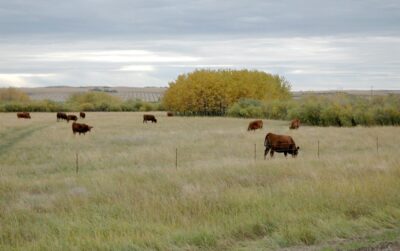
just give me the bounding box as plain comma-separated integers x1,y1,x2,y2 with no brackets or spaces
72,122,93,135
66,115,78,122
57,112,68,121
17,112,31,119
167,112,174,117
248,120,263,131
80,112,86,119
264,132,299,159
289,118,300,129
143,114,157,123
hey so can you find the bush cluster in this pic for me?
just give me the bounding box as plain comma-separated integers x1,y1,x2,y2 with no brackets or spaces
2,87,399,127
0,100,68,112
0,89,163,112
228,94,400,126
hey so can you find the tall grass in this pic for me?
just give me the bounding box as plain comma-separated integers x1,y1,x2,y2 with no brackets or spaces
0,112,399,250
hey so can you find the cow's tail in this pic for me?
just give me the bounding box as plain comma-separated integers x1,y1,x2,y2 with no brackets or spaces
264,135,269,147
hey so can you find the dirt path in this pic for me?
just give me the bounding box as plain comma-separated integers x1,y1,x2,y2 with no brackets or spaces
0,124,49,157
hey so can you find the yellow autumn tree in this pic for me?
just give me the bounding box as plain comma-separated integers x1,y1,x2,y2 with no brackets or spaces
162,69,291,115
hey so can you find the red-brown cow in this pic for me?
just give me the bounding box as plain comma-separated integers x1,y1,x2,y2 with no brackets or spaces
289,118,300,129
72,122,93,135
66,114,78,122
264,132,299,159
143,114,157,123
80,112,86,119
247,120,263,131
57,112,68,121
167,112,174,117
17,112,31,119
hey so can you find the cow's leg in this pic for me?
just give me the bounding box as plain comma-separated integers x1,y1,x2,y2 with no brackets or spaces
264,147,270,160
270,150,274,158
284,152,287,158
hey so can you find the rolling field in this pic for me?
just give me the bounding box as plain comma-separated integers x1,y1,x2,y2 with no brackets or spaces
1,112,400,250
19,87,166,102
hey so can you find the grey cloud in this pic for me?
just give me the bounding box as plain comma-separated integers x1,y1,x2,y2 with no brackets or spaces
0,1,399,89
1,0,400,38
0,36,399,90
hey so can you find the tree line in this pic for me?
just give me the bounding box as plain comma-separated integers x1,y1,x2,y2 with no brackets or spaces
2,67,399,126
0,88,163,112
227,94,400,126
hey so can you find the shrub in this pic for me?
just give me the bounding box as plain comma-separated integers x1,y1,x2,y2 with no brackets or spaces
263,100,291,120
0,88,30,102
227,99,264,118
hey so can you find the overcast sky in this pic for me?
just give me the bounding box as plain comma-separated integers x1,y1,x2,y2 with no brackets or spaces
0,0,399,90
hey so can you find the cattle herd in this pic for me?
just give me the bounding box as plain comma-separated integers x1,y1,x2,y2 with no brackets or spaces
16,111,301,159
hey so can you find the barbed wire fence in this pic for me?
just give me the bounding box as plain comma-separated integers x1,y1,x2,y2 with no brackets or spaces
65,135,388,175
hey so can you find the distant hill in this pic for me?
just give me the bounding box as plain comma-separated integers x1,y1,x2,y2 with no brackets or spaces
292,90,400,99
19,86,168,102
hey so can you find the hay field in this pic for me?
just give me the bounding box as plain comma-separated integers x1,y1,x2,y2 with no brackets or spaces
0,112,400,250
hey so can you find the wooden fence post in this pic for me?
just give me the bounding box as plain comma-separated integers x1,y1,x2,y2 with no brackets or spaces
376,136,379,154
317,140,320,158
175,148,178,169
254,143,257,161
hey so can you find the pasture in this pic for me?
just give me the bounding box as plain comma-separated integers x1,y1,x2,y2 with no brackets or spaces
1,112,400,250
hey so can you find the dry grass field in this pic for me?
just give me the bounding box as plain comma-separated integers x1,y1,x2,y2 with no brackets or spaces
1,112,400,250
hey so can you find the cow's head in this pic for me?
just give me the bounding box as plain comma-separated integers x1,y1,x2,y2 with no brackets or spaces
293,146,300,157
88,126,93,131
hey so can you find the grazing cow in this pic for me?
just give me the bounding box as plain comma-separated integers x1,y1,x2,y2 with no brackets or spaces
72,122,93,135
57,112,68,121
80,112,86,119
143,114,157,123
66,115,78,123
167,112,174,117
248,120,263,131
289,118,300,129
264,132,300,159
17,112,31,119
